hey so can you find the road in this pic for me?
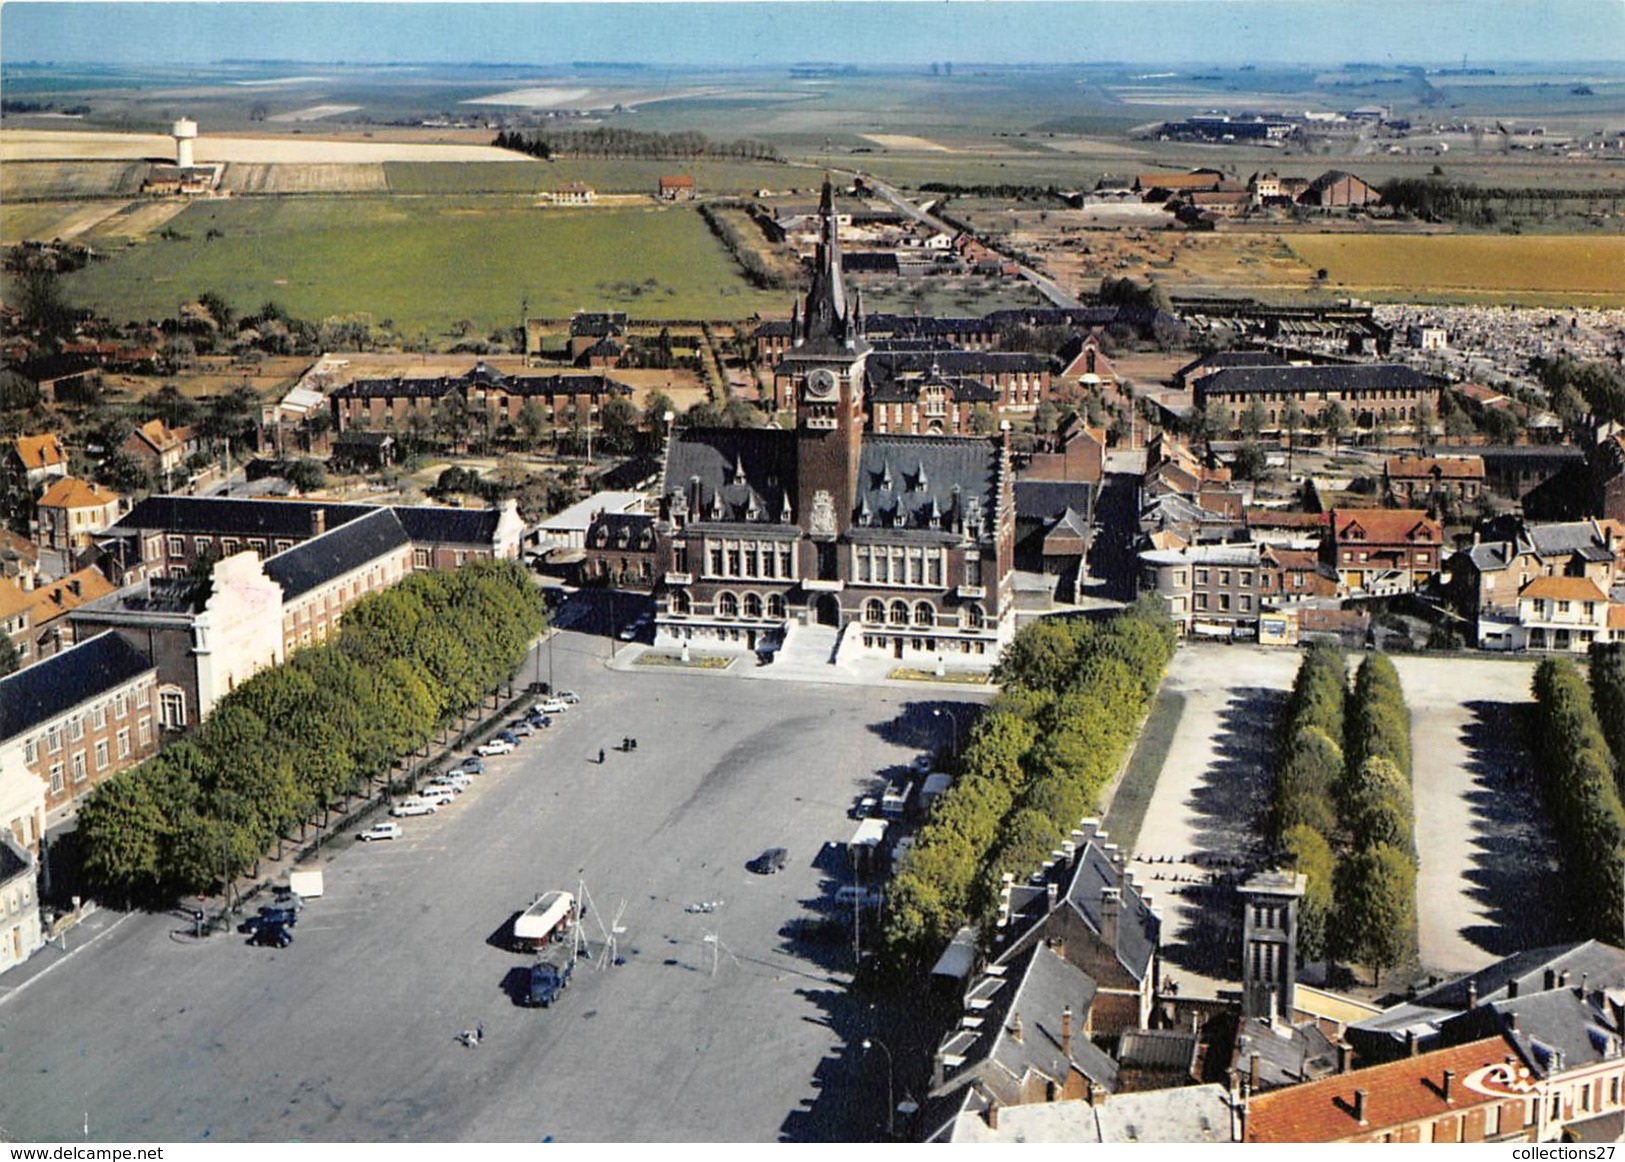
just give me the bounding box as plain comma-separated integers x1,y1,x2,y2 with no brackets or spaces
0,624,986,1143
859,175,1082,309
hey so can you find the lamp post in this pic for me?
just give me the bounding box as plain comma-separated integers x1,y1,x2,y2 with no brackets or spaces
932,706,959,760
862,1037,896,1138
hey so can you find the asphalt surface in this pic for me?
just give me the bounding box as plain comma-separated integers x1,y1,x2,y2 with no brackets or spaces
0,623,987,1143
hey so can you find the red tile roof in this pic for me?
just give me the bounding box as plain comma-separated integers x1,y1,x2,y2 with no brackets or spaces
1386,455,1485,480
1246,1036,1529,1143
13,433,66,471
1520,576,1610,603
37,476,121,510
1329,507,1441,546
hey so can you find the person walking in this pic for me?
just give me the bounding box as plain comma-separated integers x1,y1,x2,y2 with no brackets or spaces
598,747,605,765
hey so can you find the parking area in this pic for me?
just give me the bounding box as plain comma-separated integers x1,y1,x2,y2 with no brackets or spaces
0,625,986,1143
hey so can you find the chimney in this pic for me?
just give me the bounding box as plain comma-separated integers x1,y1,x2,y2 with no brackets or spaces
1545,968,1557,991
67,578,80,597
1443,1069,1455,1105
1505,1011,1519,1033
1046,881,1059,909
1581,972,1590,996
1100,887,1121,952
1467,980,1478,1007
1406,1029,1419,1057
1249,1052,1261,1090
1560,970,1571,989
986,1100,1000,1130
1087,1081,1106,1107
1061,1006,1074,1059
1010,1012,1023,1044
311,507,327,537
1337,1042,1353,1074
932,1049,946,1090
1353,1089,1369,1126
1507,979,1519,999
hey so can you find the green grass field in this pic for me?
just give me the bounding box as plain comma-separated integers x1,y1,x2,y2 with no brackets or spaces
384,158,796,196
51,196,786,330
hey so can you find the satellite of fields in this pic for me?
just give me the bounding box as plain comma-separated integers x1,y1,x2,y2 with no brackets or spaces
2,0,1625,1148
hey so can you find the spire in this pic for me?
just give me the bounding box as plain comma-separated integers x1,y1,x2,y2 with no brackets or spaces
803,178,850,346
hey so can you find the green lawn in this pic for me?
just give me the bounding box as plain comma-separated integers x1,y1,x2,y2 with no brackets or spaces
385,158,795,196
54,196,785,331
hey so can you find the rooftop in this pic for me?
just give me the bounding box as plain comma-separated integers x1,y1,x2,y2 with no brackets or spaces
0,631,154,741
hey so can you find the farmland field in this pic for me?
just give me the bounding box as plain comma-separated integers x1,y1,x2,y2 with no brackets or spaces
0,159,144,200
46,197,785,331
1286,234,1625,301
383,158,799,196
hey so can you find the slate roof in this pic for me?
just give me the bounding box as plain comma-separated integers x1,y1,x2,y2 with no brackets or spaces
569,312,628,337
870,349,1054,380
1195,363,1437,397
1060,840,1160,983
852,435,1001,536
0,834,30,885
588,511,657,551
392,505,503,547
1015,480,1095,524
664,427,799,526
929,940,1119,1121
1412,940,1625,1011
0,631,154,741
867,368,997,405
263,508,410,600
331,376,462,401
1233,1017,1342,1090
1440,988,1624,1078
116,496,376,539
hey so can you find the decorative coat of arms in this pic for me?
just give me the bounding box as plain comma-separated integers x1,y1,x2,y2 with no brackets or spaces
809,489,837,536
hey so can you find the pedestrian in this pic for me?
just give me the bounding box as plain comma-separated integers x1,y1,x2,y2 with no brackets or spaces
477,1021,485,1044
598,747,605,765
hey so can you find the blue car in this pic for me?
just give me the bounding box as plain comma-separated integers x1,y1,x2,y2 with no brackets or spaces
496,730,521,747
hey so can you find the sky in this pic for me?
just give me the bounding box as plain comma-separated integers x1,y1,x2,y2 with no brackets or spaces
2,1,1622,68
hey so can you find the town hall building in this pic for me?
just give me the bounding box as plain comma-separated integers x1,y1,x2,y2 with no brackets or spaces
652,181,1016,663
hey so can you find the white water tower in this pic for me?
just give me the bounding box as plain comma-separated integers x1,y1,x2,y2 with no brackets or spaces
172,118,198,168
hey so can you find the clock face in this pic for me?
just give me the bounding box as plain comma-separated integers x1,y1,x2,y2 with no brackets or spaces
806,369,838,400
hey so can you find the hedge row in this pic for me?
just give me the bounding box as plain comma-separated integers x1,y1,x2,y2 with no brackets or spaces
77,561,544,901
1531,656,1625,941
880,597,1176,975
1271,647,1417,983
1590,644,1625,778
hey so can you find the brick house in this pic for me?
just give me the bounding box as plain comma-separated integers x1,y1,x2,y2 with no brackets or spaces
1384,455,1485,507
1298,170,1382,208
0,631,161,817
1448,519,1621,647
582,511,663,590
34,477,123,551
20,567,117,665
657,175,696,201
1194,364,1441,435
119,419,202,479
8,433,68,489
327,362,632,440
262,509,414,654
1323,508,1443,594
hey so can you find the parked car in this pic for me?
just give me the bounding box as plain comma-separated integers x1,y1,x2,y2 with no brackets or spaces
508,720,536,737
476,739,515,757
749,847,789,875
239,909,297,935
535,698,568,715
427,773,472,791
556,691,581,705
495,730,521,747
780,916,846,945
416,786,457,805
357,823,402,842
526,712,553,729
248,922,293,948
835,885,884,910
270,887,304,911
454,757,485,776
852,795,879,820
390,799,438,818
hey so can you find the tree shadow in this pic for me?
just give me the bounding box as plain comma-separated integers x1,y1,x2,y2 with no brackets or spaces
864,699,980,760
1456,699,1566,954
1158,686,1284,982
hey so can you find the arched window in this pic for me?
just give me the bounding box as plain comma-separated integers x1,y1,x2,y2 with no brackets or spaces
913,601,935,627
889,600,910,626
717,591,738,618
671,588,691,614
964,603,985,630
743,592,763,619
767,594,786,620
865,599,886,624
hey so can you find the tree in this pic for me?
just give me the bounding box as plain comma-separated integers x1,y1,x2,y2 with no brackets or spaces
0,634,19,677
1032,400,1060,436
1590,644,1625,771
1281,399,1307,473
1232,440,1268,482
1272,727,1343,841
433,393,472,452
283,459,327,494
142,384,201,430
1281,823,1335,963
16,269,77,348
1335,843,1417,984
1483,406,1521,445
1240,399,1268,440
599,396,641,453
643,390,678,430
1411,400,1437,449
1318,402,1351,448
967,404,995,436
1343,756,1415,855
515,401,549,450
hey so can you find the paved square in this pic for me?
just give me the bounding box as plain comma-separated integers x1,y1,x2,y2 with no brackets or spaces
0,628,988,1142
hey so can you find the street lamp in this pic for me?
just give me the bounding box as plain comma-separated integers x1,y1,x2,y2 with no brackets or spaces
862,1037,896,1138
932,706,959,760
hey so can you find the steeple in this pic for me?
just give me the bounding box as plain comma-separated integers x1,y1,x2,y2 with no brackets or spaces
802,178,854,349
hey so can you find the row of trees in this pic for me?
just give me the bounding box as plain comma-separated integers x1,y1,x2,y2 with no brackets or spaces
697,204,787,290
1592,644,1625,774
879,599,1177,975
76,562,544,902
1272,646,1418,983
1530,655,1625,941
491,127,779,161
